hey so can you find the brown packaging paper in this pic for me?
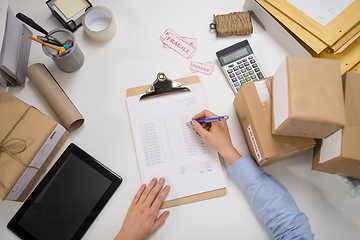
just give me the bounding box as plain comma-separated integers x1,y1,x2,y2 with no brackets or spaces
233,77,315,167
26,63,84,132
272,56,346,139
312,72,360,178
0,91,69,201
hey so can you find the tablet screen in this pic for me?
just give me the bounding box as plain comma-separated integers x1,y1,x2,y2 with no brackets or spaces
8,143,122,240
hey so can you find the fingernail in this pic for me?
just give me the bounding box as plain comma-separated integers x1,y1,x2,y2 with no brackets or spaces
152,178,157,182
160,177,165,182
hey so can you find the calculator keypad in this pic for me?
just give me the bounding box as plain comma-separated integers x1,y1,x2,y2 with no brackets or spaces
224,54,264,93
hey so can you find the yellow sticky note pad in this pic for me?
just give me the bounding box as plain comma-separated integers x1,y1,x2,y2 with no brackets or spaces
54,0,89,19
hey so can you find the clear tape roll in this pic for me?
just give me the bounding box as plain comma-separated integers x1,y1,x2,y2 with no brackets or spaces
82,6,117,42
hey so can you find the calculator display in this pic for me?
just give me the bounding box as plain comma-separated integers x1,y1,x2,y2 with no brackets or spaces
222,48,249,64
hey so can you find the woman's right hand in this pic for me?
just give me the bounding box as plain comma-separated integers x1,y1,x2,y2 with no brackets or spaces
191,110,242,165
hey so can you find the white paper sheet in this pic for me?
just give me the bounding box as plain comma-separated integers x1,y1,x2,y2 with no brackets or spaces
0,0,9,50
319,129,342,164
287,0,354,26
126,83,226,201
0,7,21,73
273,58,289,130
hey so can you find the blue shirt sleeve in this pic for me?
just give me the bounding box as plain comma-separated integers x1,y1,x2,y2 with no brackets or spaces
228,155,314,240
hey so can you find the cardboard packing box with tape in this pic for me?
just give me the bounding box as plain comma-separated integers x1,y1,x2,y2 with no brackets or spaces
0,91,69,202
233,77,315,167
312,72,360,179
272,56,346,139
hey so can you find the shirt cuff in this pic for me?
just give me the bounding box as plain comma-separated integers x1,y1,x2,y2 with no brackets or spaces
228,155,265,189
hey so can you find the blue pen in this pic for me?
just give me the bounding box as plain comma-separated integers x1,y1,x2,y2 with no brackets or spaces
187,115,229,126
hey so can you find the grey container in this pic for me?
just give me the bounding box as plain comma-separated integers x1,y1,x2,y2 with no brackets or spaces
42,28,84,72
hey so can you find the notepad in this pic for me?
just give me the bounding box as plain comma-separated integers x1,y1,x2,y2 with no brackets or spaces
126,83,226,203
54,0,89,19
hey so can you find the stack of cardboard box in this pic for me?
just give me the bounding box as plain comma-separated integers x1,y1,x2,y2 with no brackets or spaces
234,56,360,179
312,72,360,179
233,75,316,167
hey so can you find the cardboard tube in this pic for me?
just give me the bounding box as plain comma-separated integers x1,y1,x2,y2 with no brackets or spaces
26,63,84,131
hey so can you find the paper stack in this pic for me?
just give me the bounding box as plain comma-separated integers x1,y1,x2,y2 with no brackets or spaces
0,1,32,87
252,0,360,74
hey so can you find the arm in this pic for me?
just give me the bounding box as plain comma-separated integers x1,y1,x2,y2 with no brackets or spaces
115,177,170,240
229,155,314,240
192,110,314,240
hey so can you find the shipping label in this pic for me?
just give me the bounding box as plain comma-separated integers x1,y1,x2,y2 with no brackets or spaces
6,124,66,200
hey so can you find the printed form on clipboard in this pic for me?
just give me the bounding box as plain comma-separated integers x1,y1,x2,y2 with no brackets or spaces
126,73,226,208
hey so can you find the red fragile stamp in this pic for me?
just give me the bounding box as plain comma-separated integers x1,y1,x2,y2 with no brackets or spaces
247,124,263,162
190,61,214,75
160,28,197,59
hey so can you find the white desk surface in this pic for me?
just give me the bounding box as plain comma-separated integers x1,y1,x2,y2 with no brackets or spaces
1,0,360,239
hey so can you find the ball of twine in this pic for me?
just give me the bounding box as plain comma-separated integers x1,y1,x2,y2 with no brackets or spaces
215,11,252,37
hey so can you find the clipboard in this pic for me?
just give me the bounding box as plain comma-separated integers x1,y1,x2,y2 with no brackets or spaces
126,73,226,209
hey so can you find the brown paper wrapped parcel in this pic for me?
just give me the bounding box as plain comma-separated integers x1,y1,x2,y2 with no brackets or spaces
0,91,69,201
272,56,346,139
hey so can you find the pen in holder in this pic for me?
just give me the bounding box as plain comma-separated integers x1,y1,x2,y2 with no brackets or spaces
42,28,84,72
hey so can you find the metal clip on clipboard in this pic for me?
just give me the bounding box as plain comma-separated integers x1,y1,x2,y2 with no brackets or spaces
140,72,190,101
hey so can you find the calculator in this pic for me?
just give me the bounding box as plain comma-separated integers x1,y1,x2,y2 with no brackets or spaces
216,40,265,93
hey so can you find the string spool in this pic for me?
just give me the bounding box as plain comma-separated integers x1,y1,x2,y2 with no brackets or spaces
210,11,253,37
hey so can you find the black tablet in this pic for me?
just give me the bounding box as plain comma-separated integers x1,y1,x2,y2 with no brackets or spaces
7,143,122,240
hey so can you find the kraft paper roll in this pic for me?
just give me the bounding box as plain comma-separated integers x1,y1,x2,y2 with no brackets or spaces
82,6,117,42
26,63,84,131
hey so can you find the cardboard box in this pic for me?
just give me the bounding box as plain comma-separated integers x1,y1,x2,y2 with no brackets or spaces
233,77,315,167
272,56,346,139
312,72,360,178
0,91,69,201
